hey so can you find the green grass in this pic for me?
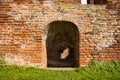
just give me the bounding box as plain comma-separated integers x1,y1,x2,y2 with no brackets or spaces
0,60,120,80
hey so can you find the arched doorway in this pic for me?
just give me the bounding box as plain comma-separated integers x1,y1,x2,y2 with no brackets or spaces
46,21,79,67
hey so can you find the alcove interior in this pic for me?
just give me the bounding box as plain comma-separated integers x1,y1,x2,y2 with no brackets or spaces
46,21,79,67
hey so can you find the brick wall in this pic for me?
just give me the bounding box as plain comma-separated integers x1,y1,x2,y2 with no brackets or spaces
0,0,120,67
59,0,80,4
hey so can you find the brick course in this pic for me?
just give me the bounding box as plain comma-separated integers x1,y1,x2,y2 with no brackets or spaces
0,0,120,68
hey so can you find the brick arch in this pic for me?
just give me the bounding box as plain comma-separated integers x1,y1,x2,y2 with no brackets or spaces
41,17,80,34
47,21,79,67
41,16,91,67
40,15,91,35
41,18,80,67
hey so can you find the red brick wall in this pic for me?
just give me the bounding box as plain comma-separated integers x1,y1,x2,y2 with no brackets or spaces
0,0,120,67
59,0,80,4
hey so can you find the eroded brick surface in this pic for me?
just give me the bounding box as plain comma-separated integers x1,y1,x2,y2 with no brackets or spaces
0,0,120,67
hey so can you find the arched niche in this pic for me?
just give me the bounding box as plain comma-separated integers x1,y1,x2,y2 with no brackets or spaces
46,21,79,67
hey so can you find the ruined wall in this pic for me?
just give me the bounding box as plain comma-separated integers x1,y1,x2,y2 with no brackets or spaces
0,0,120,67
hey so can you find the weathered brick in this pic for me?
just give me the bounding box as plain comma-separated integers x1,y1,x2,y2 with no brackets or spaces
0,0,119,68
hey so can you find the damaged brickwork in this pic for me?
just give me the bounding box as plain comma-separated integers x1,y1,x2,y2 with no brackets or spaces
0,0,120,68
